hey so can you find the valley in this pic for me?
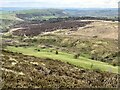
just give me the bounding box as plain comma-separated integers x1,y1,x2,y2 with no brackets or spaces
1,8,119,88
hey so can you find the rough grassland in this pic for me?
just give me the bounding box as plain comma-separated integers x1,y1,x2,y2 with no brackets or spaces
5,46,119,74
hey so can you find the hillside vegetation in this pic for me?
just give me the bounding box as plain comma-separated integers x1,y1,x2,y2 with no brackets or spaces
0,9,118,32
16,9,68,21
1,8,119,88
2,50,119,88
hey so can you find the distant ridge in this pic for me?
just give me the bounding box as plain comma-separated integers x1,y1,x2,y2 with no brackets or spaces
0,7,118,11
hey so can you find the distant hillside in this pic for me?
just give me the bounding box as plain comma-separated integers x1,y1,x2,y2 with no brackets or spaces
15,8,118,21
65,8,118,18
15,9,69,21
0,8,118,32
0,9,68,32
1,8,118,21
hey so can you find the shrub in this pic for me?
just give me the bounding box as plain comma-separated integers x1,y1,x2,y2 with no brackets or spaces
15,45,18,47
50,50,52,52
93,35,98,38
37,49,40,52
32,39,37,42
55,51,58,54
90,63,93,68
77,53,80,57
73,53,80,59
112,60,118,66
34,48,37,50
19,53,22,54
93,68,101,73
74,54,78,59
90,54,97,60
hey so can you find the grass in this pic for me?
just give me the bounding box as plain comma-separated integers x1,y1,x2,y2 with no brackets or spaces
6,46,119,74
0,13,23,21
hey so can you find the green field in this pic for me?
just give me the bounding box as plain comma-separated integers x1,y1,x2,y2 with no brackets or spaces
5,46,119,74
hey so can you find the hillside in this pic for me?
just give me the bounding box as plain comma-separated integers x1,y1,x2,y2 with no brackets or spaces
65,8,118,18
15,9,68,21
12,20,92,36
52,20,118,40
3,20,119,68
1,8,119,89
0,8,118,33
2,50,119,88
